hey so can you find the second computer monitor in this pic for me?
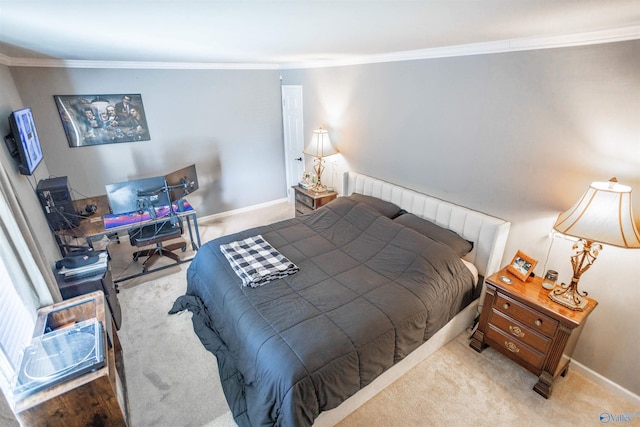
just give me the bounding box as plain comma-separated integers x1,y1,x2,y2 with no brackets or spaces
105,176,170,215
164,164,198,202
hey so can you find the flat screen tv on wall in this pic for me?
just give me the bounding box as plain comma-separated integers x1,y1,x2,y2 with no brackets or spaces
4,107,44,175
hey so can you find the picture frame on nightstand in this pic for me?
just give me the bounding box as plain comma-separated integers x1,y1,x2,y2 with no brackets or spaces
506,250,537,282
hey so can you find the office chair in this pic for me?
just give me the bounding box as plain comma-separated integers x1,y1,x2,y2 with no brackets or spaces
128,218,186,272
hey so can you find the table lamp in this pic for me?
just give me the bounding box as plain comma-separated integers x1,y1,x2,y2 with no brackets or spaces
550,178,640,310
303,127,338,193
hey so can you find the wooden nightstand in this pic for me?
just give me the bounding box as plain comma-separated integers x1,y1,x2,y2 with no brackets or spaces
470,267,597,398
292,186,338,217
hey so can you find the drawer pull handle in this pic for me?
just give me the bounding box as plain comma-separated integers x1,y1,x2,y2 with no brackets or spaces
535,319,542,327
504,341,520,353
509,325,525,337
503,303,510,310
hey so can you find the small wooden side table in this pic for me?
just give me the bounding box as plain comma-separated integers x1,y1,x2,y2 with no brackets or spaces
292,186,338,217
14,291,129,426
470,267,597,398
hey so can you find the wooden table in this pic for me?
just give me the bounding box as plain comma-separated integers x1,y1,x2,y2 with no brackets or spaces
292,185,338,216
14,291,129,426
470,268,597,398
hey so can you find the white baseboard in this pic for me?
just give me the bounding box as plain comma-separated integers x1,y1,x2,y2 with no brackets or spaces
570,360,640,406
195,198,290,224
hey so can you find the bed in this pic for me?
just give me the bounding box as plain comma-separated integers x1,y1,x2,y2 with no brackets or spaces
170,172,510,426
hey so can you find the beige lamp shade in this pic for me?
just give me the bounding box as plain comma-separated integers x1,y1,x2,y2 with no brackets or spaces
303,128,338,158
553,179,640,248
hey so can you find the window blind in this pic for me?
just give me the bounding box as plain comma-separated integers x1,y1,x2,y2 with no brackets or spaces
0,255,34,391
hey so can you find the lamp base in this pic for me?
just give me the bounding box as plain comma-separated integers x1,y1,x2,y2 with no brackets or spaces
309,183,329,193
548,285,588,311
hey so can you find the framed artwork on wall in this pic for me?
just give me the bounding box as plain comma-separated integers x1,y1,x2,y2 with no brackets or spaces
54,94,150,147
506,250,538,282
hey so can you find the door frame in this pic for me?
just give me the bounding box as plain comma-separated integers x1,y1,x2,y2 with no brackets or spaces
281,85,305,202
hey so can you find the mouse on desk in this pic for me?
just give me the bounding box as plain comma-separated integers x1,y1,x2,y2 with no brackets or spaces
78,204,97,217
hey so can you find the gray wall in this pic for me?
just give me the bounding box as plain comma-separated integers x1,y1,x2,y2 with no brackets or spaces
282,40,640,396
0,64,60,283
9,68,287,217
0,63,60,425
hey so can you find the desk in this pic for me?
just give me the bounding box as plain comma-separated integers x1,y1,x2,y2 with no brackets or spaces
54,195,201,281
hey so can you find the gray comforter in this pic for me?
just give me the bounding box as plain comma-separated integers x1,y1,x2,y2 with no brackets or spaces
171,196,475,426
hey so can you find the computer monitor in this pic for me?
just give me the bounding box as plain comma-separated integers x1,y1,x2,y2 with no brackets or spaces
105,176,170,215
164,164,198,202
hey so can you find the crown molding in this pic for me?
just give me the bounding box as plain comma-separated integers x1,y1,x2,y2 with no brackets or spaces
0,53,12,67
1,26,638,70
0,56,280,70
281,25,640,69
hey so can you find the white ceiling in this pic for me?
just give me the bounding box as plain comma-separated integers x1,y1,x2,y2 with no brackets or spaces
1,1,640,67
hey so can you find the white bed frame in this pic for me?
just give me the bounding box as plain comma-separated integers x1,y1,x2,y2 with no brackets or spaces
314,172,511,426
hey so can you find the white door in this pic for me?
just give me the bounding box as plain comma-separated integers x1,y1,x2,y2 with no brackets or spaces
281,85,304,202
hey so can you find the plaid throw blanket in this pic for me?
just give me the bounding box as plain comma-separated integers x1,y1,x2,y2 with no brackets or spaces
220,235,299,287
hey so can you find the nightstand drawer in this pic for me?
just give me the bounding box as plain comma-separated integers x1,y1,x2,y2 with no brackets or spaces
295,190,314,208
296,202,314,216
489,309,551,354
486,324,545,369
292,186,338,218
493,292,558,337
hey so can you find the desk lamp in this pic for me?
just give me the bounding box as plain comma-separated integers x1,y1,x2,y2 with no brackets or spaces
550,178,640,310
303,127,338,193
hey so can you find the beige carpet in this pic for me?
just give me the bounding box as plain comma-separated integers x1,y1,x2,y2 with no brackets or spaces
115,202,639,427
336,333,639,427
117,265,233,427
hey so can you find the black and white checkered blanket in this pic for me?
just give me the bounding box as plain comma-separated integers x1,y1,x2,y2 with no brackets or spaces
220,235,299,287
